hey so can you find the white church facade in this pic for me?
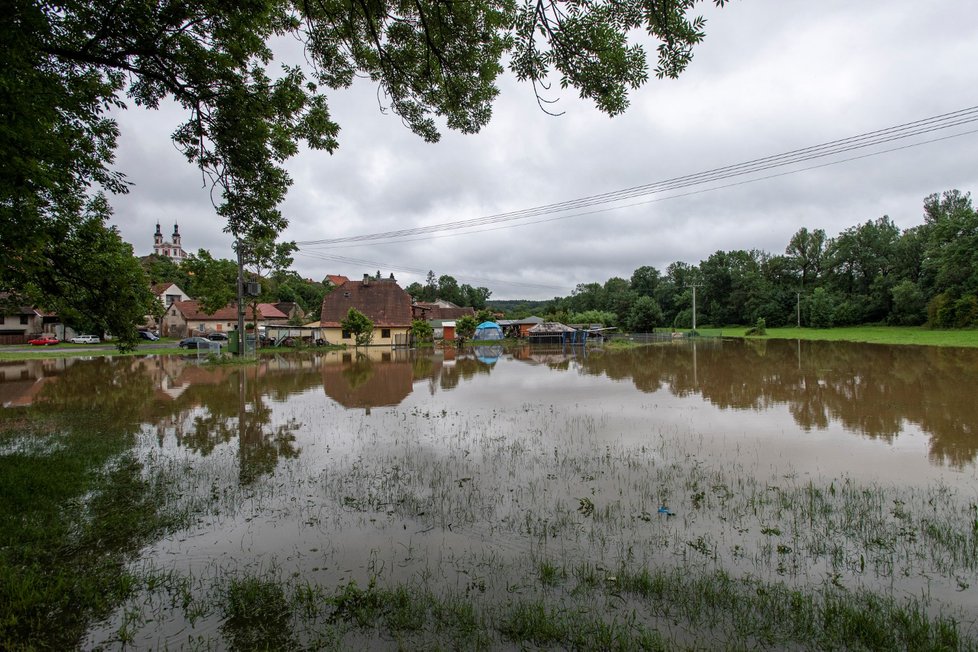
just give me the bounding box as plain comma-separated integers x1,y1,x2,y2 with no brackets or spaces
153,223,188,263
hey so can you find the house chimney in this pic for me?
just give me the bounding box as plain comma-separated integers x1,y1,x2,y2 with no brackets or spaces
362,273,370,287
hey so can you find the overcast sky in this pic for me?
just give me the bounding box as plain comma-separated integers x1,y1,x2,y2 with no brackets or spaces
109,1,978,300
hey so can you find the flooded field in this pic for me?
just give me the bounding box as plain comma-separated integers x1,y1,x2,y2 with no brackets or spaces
3,339,978,649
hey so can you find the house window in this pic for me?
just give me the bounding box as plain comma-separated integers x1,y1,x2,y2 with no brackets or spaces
20,315,29,325
0,315,4,324
342,330,351,339
381,328,391,339
166,294,180,305
200,323,206,331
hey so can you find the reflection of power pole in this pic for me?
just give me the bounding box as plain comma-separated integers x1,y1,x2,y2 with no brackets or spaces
687,284,703,331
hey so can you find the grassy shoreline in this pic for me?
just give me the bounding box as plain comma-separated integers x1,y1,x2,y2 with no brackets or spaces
687,325,978,348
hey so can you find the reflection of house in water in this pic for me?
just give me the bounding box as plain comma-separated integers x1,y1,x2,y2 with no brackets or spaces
321,349,417,412
0,358,76,407
511,344,587,368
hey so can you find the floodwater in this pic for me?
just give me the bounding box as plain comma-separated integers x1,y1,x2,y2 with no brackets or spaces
3,339,978,646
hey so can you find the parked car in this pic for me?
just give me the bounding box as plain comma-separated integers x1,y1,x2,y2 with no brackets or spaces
69,334,100,344
137,330,160,341
178,337,212,349
206,332,229,341
28,336,60,346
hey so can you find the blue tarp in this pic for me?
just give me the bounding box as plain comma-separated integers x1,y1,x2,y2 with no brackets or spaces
474,321,504,340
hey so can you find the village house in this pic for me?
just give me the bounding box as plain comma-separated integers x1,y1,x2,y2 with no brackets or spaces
163,300,288,338
0,296,44,344
412,299,476,341
152,282,191,308
320,274,412,346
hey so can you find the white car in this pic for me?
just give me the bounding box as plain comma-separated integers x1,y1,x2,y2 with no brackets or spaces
69,334,100,344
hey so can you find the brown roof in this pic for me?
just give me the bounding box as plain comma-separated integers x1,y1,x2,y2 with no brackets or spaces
151,282,177,296
320,279,413,327
257,303,288,319
173,301,258,321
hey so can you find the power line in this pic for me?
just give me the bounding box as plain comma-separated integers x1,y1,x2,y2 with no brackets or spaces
296,250,569,292
322,126,978,248
295,105,978,248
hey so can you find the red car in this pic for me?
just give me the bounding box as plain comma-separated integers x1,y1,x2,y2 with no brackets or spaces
28,336,60,346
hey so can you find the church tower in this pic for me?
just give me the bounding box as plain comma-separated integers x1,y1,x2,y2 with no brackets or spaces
152,222,188,264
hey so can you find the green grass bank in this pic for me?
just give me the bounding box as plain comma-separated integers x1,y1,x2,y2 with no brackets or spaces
690,326,978,348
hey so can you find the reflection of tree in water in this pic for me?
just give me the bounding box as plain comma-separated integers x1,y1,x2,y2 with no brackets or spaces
176,369,300,485
578,341,978,467
439,354,492,391
341,355,374,390
411,354,434,381
34,357,158,432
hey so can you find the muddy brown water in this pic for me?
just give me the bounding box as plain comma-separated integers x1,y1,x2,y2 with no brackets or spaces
3,339,977,646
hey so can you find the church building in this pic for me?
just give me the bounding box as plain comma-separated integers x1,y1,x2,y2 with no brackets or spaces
153,223,188,263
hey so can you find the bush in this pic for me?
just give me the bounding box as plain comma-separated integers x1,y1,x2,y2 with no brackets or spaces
953,295,978,327
889,280,926,326
745,317,766,336
927,293,957,328
831,299,864,326
807,288,834,328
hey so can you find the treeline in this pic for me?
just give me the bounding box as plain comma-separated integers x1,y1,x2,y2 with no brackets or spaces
525,190,978,330
404,271,492,309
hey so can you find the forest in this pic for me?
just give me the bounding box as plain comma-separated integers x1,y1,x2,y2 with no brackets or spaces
496,190,978,331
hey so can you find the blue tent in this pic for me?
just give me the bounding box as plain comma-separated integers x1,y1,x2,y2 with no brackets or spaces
474,321,504,340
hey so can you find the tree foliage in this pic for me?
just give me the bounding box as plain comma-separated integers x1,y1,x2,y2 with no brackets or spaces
341,307,373,347
537,191,978,330
411,319,433,343
455,315,478,345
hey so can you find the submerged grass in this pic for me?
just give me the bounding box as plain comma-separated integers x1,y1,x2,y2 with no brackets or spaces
5,361,978,649
0,410,182,649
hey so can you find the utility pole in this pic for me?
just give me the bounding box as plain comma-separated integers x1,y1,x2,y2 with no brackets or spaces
796,291,801,328
688,284,703,332
235,238,246,356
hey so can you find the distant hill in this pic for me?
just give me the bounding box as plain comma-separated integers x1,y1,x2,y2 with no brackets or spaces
487,299,551,316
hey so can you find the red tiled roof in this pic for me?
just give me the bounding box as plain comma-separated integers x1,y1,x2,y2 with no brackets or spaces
151,282,176,296
172,301,242,321
326,275,349,287
257,303,288,319
320,279,413,327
